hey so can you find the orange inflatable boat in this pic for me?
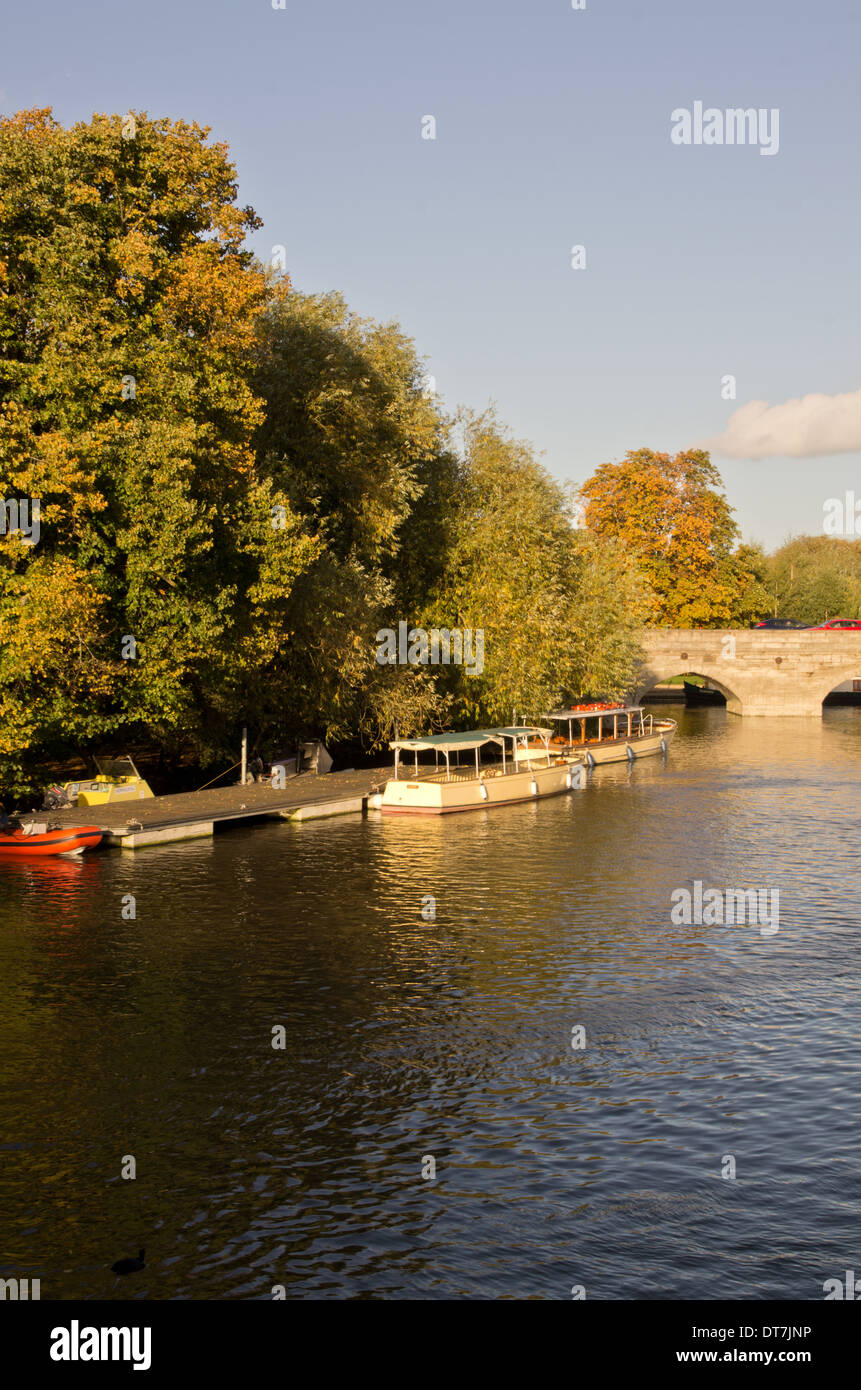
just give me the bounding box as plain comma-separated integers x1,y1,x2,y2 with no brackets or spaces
0,825,103,857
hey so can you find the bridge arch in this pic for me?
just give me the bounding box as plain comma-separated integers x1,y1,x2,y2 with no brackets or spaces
635,668,740,714
813,664,861,709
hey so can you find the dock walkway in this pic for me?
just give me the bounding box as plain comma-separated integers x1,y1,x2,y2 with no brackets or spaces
26,767,390,849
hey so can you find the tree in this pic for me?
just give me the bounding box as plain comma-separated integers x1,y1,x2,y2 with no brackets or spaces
578,447,764,627
764,536,861,624
250,290,452,745
421,410,651,724
0,108,316,788
724,542,771,626
0,553,120,788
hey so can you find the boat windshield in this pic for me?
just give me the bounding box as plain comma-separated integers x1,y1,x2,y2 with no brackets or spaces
94,755,140,780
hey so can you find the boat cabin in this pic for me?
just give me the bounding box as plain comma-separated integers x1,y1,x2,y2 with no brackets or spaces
379,726,583,813
546,704,655,747
389,726,558,782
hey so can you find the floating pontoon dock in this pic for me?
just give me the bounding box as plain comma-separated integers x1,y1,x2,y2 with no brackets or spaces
23,768,390,849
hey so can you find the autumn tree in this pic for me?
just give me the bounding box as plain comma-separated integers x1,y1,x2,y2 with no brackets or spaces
0,108,316,788
578,447,767,627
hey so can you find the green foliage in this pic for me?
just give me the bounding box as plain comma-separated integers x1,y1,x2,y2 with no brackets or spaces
764,537,861,624
0,108,720,793
0,552,121,787
725,542,771,626
420,410,652,724
0,108,315,789
253,291,444,570
249,290,451,745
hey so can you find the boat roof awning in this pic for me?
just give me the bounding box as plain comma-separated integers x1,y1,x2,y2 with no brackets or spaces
546,706,642,719
389,726,553,753
492,726,553,739
389,730,502,753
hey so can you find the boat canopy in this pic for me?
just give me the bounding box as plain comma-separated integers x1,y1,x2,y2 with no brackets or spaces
492,726,553,739
546,706,641,719
389,726,552,753
389,730,501,753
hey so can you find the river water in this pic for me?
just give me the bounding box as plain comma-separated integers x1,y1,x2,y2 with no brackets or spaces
2,707,860,1301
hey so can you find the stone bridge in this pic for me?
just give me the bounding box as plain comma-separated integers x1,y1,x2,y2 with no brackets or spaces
636,629,861,716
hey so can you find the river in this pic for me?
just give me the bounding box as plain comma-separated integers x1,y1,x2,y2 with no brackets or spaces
2,707,859,1300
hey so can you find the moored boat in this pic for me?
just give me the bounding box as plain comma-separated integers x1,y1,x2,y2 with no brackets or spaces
379,727,584,815
45,755,154,810
0,824,104,857
683,680,724,707
545,704,677,766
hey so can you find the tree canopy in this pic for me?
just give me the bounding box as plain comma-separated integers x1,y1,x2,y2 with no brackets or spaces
420,410,651,724
763,536,861,624
0,108,318,788
0,107,774,796
578,448,768,627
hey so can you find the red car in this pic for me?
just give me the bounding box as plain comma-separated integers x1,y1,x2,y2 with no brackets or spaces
808,618,861,630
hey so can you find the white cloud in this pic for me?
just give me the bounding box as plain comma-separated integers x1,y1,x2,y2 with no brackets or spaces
705,386,861,459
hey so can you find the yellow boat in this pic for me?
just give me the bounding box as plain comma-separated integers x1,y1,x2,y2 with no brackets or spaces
60,756,154,808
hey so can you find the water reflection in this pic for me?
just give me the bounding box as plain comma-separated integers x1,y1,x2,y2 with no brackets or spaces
1,708,860,1299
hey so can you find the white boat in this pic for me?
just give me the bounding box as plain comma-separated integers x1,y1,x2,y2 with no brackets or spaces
379,727,584,815
545,704,677,766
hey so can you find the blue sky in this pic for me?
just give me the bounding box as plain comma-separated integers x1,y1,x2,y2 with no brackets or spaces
3,0,860,548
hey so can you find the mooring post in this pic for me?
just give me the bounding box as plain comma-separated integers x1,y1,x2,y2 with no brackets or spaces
241,727,247,786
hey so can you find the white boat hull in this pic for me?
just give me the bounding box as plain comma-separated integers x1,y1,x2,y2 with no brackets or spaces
571,719,677,767
380,758,584,815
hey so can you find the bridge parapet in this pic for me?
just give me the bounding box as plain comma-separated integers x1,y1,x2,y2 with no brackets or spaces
636,629,861,716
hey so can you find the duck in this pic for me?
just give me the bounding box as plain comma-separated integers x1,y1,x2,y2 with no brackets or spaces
111,1248,146,1275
